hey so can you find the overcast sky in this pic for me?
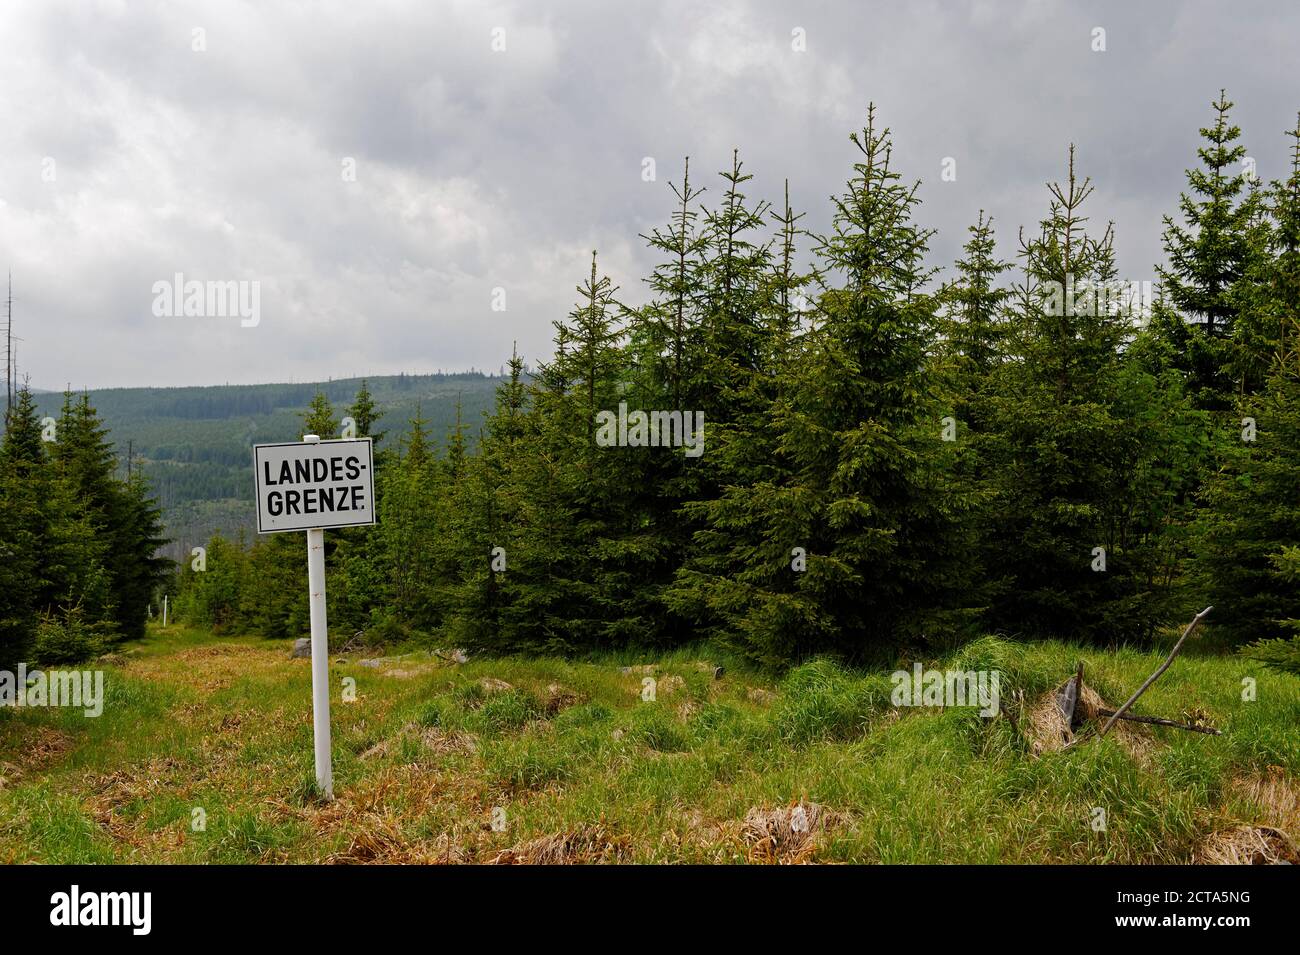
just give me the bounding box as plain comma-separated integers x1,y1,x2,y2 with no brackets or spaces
1,0,1296,390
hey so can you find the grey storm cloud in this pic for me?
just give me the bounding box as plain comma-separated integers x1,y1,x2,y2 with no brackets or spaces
0,0,1297,388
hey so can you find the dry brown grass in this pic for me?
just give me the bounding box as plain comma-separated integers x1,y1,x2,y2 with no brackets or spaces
489,823,630,864
1194,824,1299,864
295,762,489,864
542,683,580,716
0,725,73,789
741,800,846,864
359,723,478,761
657,675,686,696
325,813,471,864
1230,766,1300,838
127,642,288,695
80,756,196,857
1023,681,1155,761
1194,765,1300,864
85,756,188,804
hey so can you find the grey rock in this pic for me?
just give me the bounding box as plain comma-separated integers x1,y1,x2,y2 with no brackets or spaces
291,638,311,659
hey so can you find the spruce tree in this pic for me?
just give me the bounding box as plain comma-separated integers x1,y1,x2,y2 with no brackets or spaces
696,149,774,423
366,406,440,635
331,379,391,635
448,254,659,653
984,148,1199,642
51,391,167,642
177,532,252,632
1232,114,1300,391
424,396,474,634
53,391,119,510
0,385,43,667
634,158,707,409
931,213,1015,623
301,391,338,438
568,252,625,443
345,379,385,445
1194,375,1300,651
1153,90,1261,408
475,335,593,653
673,106,969,665
111,468,170,641
939,211,1012,384
1195,115,1300,656
2,382,45,469
665,173,808,646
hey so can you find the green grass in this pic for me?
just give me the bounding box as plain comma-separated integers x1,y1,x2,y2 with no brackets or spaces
0,624,1296,863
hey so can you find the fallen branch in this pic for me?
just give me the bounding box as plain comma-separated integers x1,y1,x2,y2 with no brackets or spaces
1096,605,1213,742
1096,708,1222,736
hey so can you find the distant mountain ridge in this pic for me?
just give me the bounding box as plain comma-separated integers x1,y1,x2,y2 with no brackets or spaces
21,372,504,561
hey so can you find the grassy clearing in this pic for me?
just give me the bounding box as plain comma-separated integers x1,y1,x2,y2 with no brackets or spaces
0,625,1297,864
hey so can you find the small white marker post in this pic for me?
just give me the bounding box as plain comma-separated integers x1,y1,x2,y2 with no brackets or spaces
162,594,168,628
253,432,375,802
303,434,333,799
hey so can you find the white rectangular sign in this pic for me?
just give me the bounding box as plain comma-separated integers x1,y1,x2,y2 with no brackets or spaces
254,438,376,534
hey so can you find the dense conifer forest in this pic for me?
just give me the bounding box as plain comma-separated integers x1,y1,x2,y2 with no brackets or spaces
4,95,1299,676
161,96,1300,674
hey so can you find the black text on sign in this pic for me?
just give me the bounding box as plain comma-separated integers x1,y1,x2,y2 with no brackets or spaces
253,438,376,533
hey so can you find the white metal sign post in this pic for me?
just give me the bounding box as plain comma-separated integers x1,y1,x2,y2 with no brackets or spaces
254,435,376,799
306,515,331,798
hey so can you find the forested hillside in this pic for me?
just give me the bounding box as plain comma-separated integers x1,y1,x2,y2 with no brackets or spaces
168,95,1300,675
21,374,501,560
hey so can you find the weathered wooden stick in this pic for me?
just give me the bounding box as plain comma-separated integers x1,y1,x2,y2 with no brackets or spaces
1096,708,1222,735
1070,661,1084,731
1057,661,1083,733
1096,605,1213,741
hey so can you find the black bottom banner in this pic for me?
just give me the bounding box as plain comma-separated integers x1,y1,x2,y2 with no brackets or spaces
0,863,1283,941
